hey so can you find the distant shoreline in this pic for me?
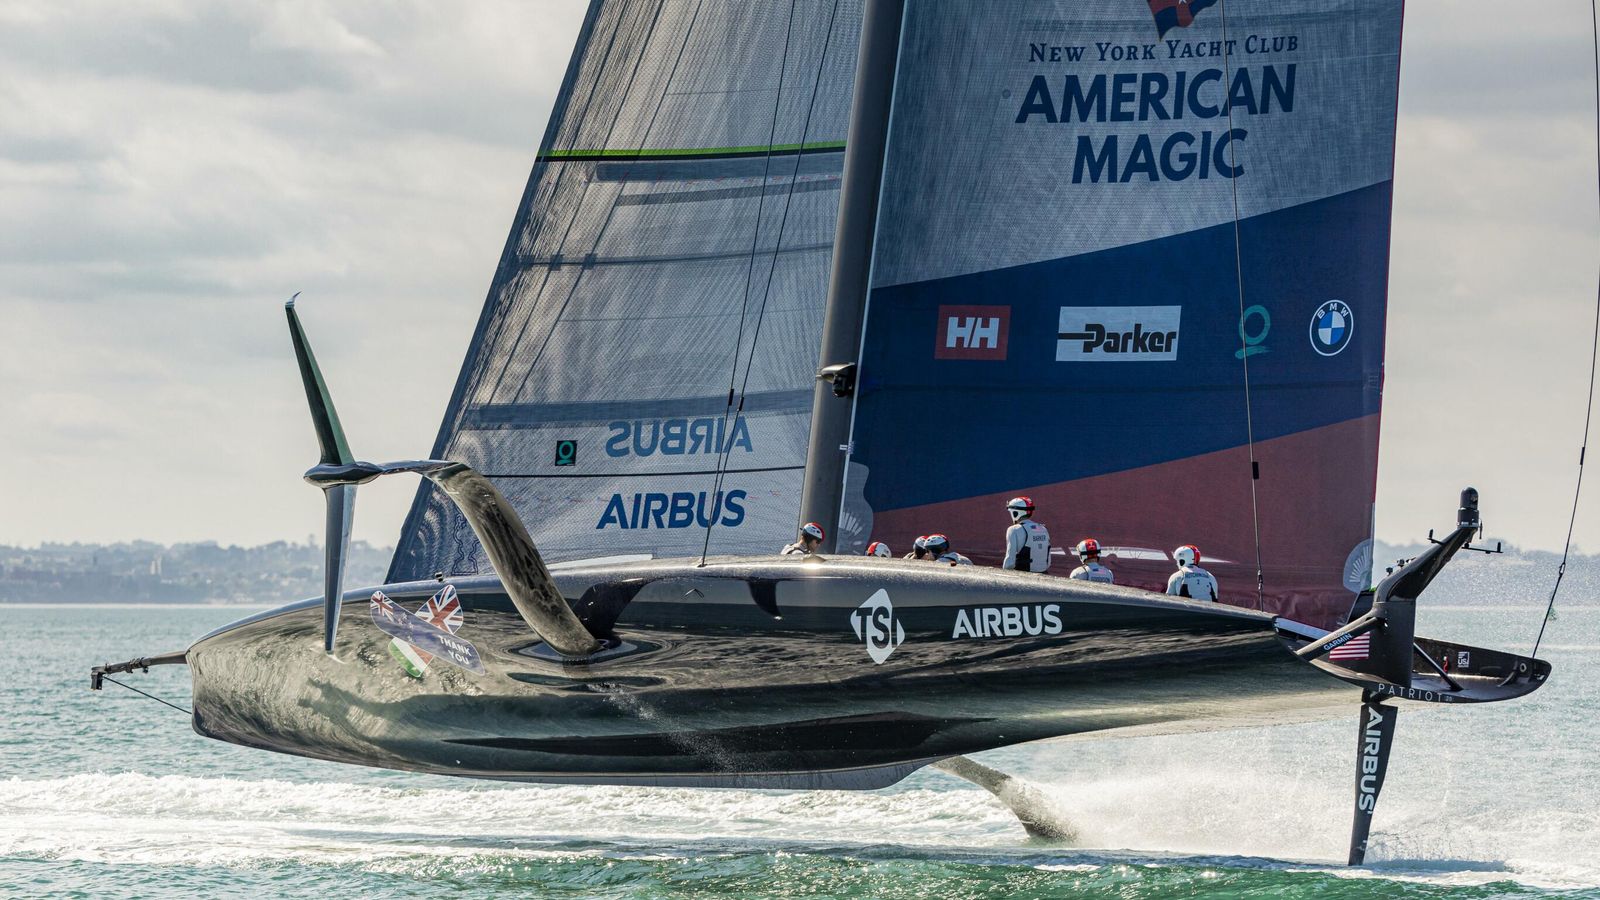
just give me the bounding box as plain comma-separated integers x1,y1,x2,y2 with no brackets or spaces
2,602,277,610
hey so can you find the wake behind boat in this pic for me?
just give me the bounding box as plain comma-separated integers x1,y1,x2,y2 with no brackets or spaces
92,0,1560,866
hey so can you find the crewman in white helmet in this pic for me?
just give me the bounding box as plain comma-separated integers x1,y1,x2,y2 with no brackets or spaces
1166,544,1219,600
1068,538,1114,584
923,533,972,566
865,541,892,558
782,522,826,556
1001,496,1052,572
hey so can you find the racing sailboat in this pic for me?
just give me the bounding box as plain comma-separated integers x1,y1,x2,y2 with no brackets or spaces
93,0,1552,864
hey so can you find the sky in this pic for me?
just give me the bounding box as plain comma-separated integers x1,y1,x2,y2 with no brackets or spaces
1,0,1597,555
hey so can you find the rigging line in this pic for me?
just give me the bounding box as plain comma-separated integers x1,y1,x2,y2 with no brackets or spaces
509,0,674,404
1533,0,1600,658
481,1,637,403
101,675,192,717
699,0,810,563
1218,0,1266,611
723,0,803,414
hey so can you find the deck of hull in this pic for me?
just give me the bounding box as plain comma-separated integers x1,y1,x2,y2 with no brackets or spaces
187,556,1355,788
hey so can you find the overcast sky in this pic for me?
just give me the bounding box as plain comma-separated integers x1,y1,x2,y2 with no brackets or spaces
2,0,1597,556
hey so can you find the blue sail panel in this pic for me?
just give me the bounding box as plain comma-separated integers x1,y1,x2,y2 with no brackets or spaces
846,0,1401,626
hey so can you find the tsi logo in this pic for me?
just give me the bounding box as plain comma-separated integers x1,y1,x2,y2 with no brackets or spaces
850,589,905,664
935,305,1010,360
1057,306,1181,361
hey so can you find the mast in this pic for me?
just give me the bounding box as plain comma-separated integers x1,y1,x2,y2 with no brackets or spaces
799,0,905,552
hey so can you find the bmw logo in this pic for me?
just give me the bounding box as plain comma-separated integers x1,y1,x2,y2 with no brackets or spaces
1309,300,1354,356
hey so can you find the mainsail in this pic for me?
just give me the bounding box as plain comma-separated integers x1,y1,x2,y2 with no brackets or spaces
828,0,1402,626
391,0,863,580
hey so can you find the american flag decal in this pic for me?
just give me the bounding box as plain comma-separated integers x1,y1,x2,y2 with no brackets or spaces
1147,0,1220,38
1328,633,1372,662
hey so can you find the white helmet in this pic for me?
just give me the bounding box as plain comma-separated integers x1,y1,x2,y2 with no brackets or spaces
1006,496,1035,523
1174,544,1201,568
924,534,951,555
866,541,892,558
800,522,825,542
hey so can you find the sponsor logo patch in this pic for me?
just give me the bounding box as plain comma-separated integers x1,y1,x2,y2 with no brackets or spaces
553,439,577,467
370,587,485,676
1310,300,1354,356
596,490,746,530
851,589,904,664
1057,306,1180,361
606,417,752,458
936,305,1010,360
952,603,1063,639
1236,304,1270,359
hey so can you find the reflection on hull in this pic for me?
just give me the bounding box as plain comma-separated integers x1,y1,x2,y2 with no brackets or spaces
188,556,1353,788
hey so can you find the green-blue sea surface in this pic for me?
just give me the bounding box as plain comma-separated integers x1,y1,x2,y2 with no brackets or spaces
4,574,1597,897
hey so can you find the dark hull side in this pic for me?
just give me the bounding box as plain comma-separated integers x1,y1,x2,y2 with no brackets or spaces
187,556,1355,788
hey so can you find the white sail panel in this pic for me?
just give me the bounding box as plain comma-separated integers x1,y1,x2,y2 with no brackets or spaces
391,0,862,579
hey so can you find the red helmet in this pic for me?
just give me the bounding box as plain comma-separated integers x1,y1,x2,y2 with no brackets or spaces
1006,496,1035,521
1174,544,1201,567
866,541,892,558
800,522,825,542
1075,538,1101,560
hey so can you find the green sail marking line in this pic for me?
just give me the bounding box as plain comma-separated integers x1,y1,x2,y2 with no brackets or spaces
539,140,846,162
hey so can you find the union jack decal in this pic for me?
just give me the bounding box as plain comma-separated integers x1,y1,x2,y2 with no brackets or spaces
371,584,483,677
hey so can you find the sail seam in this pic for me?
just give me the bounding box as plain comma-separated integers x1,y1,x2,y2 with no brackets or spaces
477,466,806,480
540,141,846,161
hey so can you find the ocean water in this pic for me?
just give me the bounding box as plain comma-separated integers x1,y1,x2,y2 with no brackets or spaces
3,590,1598,898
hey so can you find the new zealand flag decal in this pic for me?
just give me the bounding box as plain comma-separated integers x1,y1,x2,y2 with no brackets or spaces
1148,0,1219,38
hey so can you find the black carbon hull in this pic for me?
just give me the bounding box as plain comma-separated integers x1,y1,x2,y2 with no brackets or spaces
187,556,1355,788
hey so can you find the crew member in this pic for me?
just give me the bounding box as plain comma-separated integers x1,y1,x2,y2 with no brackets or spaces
904,536,929,560
782,522,825,556
924,534,972,566
1001,496,1052,573
1166,544,1219,600
866,541,892,558
1068,538,1114,584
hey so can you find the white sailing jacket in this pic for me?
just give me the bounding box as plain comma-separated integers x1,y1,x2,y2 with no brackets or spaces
1069,562,1115,584
936,552,974,566
1003,520,1052,572
1166,565,1219,601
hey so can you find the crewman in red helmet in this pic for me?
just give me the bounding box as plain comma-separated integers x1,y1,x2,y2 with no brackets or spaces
782,522,825,556
1069,538,1114,584
1167,544,1219,600
1001,496,1052,572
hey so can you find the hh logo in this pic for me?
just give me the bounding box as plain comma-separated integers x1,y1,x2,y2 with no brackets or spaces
1147,0,1218,38
851,589,905,664
935,305,1009,360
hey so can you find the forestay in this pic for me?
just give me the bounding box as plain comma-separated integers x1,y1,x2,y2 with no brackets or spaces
391,0,862,580
842,0,1401,627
